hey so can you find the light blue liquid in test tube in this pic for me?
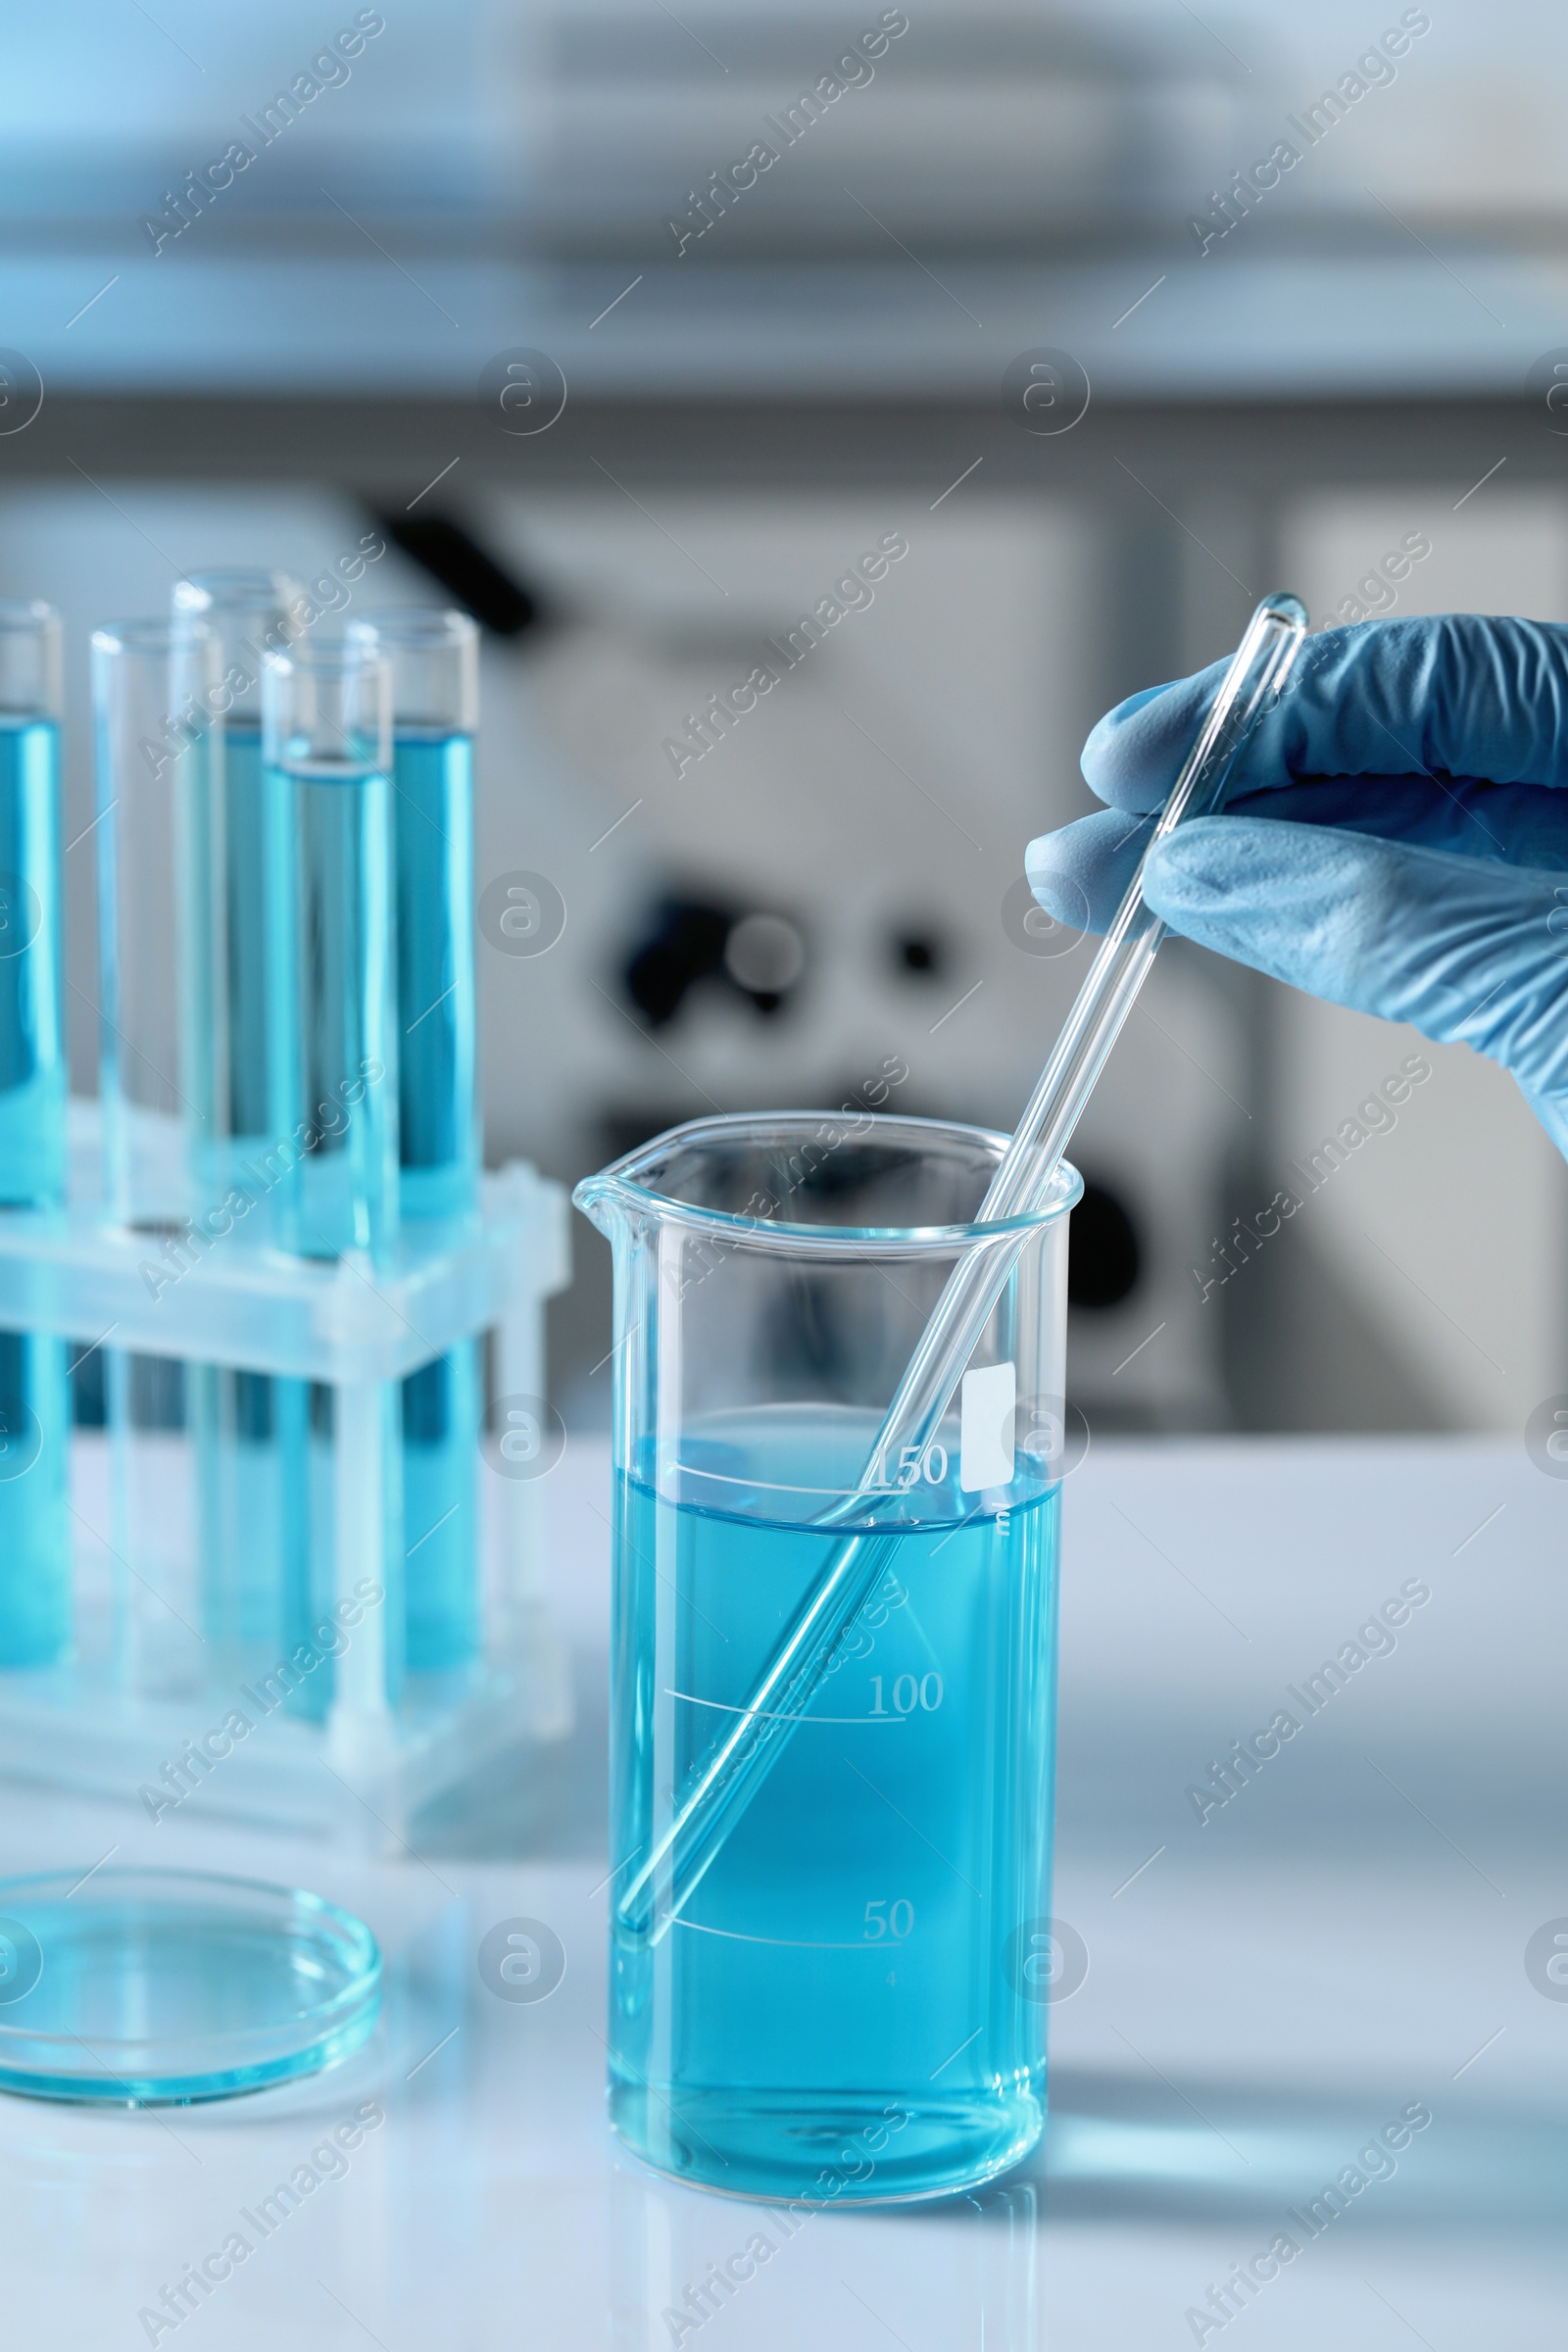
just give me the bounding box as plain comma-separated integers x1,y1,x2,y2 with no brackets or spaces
264,723,398,1256
0,606,69,1664
349,612,481,1674
394,726,478,1223
204,714,313,1663
172,576,312,1674
264,637,404,1713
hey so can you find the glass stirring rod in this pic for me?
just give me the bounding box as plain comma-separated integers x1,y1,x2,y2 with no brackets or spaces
616,591,1308,1945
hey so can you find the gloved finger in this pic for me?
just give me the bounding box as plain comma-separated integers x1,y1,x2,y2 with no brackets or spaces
1142,814,1568,1101
1024,771,1568,947
1081,613,1568,818
1025,808,1155,936
1228,773,1568,871
1081,660,1246,813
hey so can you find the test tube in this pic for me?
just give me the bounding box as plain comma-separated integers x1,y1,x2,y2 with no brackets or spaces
346,611,480,1673
92,618,227,1690
93,619,228,1217
262,640,399,1258
172,572,301,1175
263,639,403,1708
171,574,310,1676
0,604,70,1664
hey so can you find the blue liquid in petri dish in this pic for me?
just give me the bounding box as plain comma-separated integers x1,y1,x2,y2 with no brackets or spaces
0,1867,381,2103
0,715,70,1666
194,725,315,1686
391,728,480,1673
610,1405,1060,2203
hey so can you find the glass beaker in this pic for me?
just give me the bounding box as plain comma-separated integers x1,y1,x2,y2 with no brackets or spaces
575,1110,1080,2204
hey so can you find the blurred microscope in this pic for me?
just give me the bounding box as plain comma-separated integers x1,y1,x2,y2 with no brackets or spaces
0,473,1245,1440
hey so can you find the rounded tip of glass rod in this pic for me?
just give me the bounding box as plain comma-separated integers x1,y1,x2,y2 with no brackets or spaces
1255,590,1308,630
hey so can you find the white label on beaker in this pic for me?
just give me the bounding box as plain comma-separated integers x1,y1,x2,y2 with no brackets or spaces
959,1360,1015,1492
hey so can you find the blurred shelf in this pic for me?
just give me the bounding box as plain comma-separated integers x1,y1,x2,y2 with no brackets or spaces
8,247,1568,398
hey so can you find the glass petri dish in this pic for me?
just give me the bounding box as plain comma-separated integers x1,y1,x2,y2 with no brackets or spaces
0,1867,381,2104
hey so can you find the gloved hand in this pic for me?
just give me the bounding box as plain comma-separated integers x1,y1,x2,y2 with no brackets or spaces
1026,613,1568,1158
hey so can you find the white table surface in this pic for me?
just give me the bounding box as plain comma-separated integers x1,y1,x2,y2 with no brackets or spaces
3,1436,1564,2349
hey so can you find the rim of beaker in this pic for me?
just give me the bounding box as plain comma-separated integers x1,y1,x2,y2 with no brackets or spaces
574,1110,1083,1251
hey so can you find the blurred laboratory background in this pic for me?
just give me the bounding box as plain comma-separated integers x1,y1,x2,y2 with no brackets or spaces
5,0,1568,1443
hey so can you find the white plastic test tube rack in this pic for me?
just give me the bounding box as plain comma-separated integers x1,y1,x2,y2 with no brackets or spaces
0,1101,572,1842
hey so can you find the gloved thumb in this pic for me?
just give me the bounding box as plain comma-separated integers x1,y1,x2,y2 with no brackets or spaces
1143,816,1568,1154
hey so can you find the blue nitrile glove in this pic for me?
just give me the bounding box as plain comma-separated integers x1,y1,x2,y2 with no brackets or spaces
1026,614,1568,1159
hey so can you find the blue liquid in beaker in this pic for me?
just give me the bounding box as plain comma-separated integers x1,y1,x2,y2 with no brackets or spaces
0,716,69,1666
610,1406,1059,2202
391,728,480,1673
